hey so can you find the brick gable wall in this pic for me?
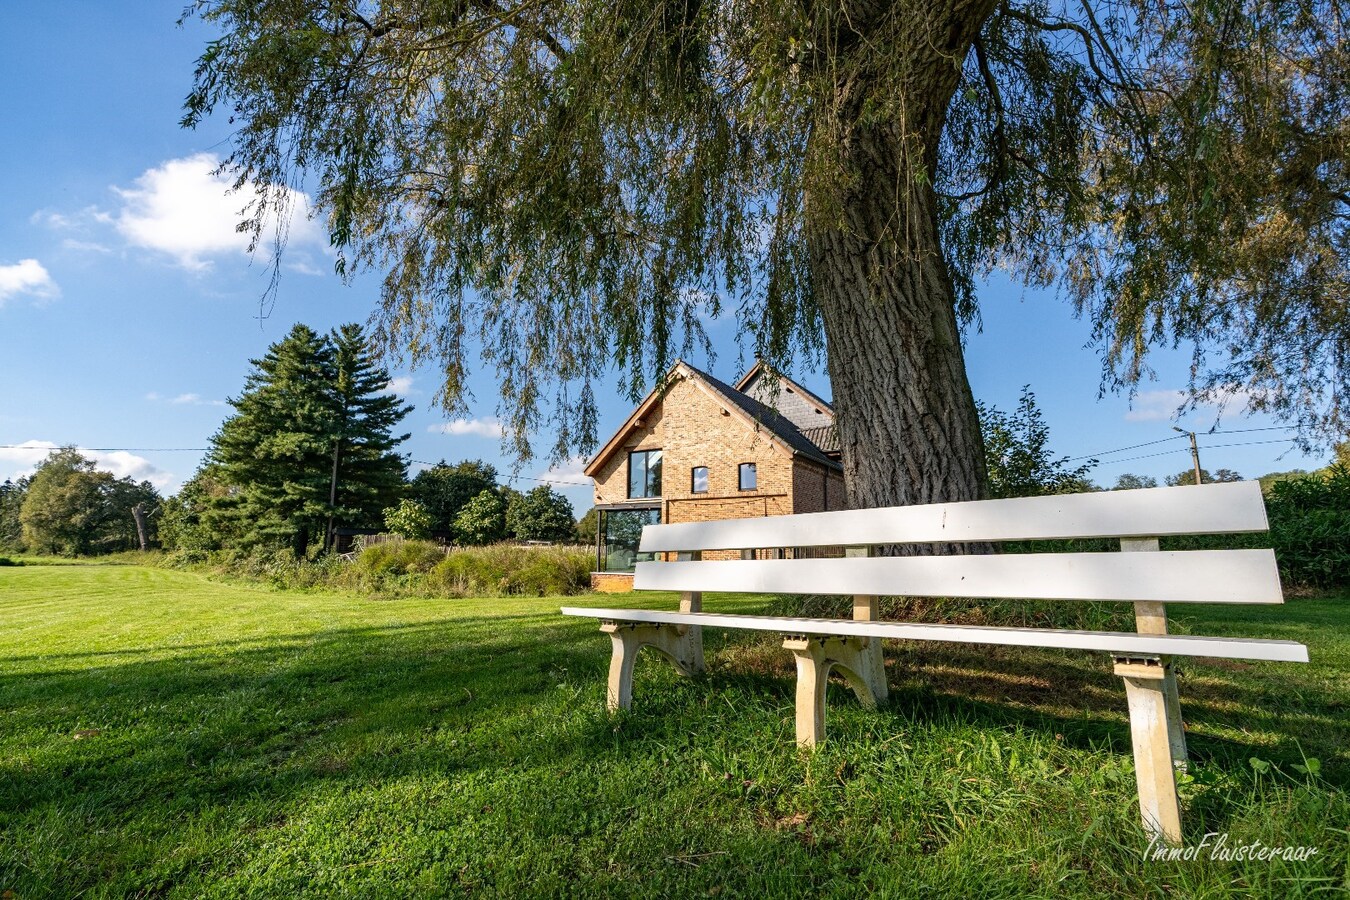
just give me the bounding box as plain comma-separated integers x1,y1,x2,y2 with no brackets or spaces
591,373,845,566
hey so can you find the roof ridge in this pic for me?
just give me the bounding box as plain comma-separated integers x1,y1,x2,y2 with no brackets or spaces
734,359,834,413
680,362,839,469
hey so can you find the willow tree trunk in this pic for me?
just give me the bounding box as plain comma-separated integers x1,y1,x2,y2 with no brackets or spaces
807,1,996,512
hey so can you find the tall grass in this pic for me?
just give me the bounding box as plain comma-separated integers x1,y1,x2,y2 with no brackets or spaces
161,541,594,598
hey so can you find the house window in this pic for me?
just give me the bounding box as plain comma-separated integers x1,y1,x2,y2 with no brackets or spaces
627,449,663,498
598,507,661,573
691,466,709,493
738,462,757,491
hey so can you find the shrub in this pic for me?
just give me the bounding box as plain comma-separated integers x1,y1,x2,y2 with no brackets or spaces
0,557,19,567
453,490,508,545
156,537,591,599
1264,465,1350,588
382,499,433,540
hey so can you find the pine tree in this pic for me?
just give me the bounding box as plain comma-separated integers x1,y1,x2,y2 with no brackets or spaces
325,324,412,549
210,324,339,556
208,323,412,556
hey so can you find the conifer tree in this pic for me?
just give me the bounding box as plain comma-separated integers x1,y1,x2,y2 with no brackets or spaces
325,323,413,547
211,324,339,556
207,323,410,556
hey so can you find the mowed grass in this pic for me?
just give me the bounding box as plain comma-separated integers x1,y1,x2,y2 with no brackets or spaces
0,564,1346,898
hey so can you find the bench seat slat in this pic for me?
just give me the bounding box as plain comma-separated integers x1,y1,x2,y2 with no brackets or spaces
638,482,1268,553
632,549,1281,604
559,608,1309,663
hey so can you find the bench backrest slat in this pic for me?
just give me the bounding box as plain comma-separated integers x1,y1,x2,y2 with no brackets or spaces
637,482,1267,553
632,549,1282,604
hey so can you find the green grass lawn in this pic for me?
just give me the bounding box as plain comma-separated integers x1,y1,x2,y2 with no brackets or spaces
1,563,1345,898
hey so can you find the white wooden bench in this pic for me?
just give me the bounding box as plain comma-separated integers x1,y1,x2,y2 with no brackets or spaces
561,481,1308,844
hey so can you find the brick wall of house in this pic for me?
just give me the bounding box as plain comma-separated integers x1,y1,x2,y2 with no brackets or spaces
592,399,666,505
590,572,636,593
791,461,847,515
591,373,805,561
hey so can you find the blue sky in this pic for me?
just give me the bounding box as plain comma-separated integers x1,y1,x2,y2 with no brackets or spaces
0,3,1331,515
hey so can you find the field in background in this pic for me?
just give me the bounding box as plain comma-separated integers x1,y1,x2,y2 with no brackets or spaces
1,563,1345,898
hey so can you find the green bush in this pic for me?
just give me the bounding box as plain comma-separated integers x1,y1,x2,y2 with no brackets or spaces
1264,465,1350,588
0,557,19,567
382,499,433,540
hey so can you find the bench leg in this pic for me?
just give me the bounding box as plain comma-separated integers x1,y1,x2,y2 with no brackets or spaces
784,636,888,748
1115,657,1183,846
1162,665,1188,770
599,622,704,713
1130,593,1188,770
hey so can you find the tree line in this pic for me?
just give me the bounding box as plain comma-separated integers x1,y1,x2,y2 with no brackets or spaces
5,360,1343,558
0,450,161,556
0,323,579,559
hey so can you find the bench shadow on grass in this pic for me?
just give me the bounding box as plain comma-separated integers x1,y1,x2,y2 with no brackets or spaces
709,631,1349,789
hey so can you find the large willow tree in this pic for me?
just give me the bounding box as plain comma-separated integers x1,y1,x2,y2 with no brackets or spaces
184,0,1347,509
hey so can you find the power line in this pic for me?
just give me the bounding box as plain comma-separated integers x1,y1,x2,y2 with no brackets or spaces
1096,438,1300,466
1065,435,1182,463
1066,426,1302,465
0,446,589,489
1205,425,1292,435
408,459,588,489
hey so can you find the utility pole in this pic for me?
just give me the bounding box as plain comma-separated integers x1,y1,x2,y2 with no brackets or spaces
1173,427,1203,485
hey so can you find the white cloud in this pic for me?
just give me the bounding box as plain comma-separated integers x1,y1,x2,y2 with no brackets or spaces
146,391,226,407
31,206,112,230
429,417,506,438
1124,390,1187,422
61,239,112,254
284,256,325,276
1125,387,1257,424
537,456,590,487
111,153,325,271
0,259,59,305
380,377,415,397
0,440,173,490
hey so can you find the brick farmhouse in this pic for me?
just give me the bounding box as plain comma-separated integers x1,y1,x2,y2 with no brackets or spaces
584,360,845,592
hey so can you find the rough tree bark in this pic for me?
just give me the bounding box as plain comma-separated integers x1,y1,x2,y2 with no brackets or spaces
807,1,996,512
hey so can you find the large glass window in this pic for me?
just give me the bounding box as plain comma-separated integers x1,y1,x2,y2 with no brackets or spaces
628,449,663,498
739,462,757,491
691,466,709,493
598,507,661,572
